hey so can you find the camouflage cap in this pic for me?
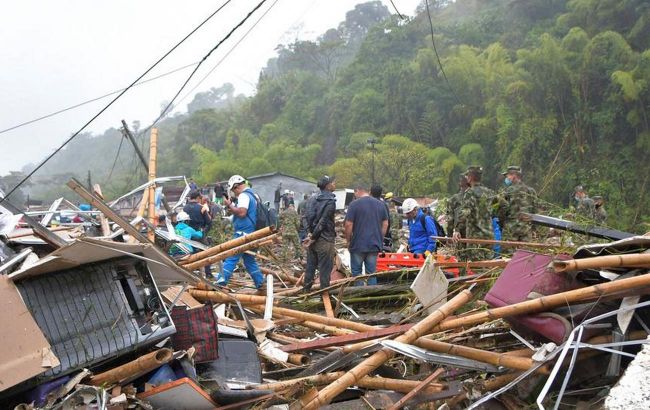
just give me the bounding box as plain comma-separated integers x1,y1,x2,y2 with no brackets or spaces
501,165,522,175
592,195,603,201
574,185,585,192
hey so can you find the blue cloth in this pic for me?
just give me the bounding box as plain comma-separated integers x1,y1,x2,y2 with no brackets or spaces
79,204,92,211
350,252,378,286
169,222,203,255
407,209,438,254
233,189,257,233
219,231,264,288
345,196,388,253
492,217,502,258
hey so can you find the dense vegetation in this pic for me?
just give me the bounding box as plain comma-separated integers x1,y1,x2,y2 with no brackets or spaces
4,0,649,231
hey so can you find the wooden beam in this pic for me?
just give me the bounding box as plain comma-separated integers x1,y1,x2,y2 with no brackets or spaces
147,128,158,241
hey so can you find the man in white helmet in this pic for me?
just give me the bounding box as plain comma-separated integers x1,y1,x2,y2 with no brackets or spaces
216,175,264,289
403,198,438,257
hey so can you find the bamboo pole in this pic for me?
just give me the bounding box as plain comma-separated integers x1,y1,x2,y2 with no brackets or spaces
181,226,276,263
301,289,473,409
288,353,310,366
182,234,278,270
427,271,650,334
89,348,172,386
552,253,650,273
432,236,561,249
435,260,509,269
261,267,299,285
146,128,158,241
386,368,445,410
322,291,334,318
250,371,444,395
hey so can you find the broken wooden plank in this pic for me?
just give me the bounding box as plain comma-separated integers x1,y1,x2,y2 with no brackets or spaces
386,367,445,410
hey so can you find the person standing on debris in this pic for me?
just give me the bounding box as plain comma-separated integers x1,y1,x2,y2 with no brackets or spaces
593,196,607,224
455,166,496,261
573,185,595,219
385,193,402,251
189,178,198,191
184,190,213,278
447,174,469,239
302,176,337,292
370,184,393,252
345,184,388,286
403,198,438,257
498,166,538,242
214,181,226,205
216,175,265,290
279,203,302,261
169,211,203,257
274,183,282,211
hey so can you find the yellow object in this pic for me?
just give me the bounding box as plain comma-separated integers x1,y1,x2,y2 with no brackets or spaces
424,250,432,258
384,192,394,200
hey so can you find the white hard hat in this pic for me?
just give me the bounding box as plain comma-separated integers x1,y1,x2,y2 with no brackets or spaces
402,198,418,214
227,175,246,191
177,211,191,222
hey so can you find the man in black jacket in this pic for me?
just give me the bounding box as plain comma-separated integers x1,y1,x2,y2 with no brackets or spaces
302,175,337,292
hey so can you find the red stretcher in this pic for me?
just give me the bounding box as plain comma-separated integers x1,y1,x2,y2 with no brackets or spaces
376,252,461,277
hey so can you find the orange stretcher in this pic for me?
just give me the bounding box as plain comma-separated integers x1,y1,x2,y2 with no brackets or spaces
376,252,461,277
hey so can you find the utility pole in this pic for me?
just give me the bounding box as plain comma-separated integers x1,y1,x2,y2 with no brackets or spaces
87,170,92,192
120,119,149,173
367,138,377,185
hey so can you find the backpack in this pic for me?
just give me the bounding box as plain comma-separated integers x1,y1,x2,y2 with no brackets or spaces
419,213,446,248
244,191,272,230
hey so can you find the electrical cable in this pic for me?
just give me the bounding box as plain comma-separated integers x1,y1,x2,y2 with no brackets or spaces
424,0,461,105
138,0,269,138
102,134,126,186
0,61,198,136
0,0,234,204
389,0,406,19
174,0,282,112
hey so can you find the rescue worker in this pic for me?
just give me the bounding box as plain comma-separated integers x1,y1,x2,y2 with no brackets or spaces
169,211,203,257
216,175,265,290
279,204,301,261
302,176,337,293
498,166,538,242
385,192,402,251
573,185,595,219
454,166,495,261
593,196,607,224
447,174,469,240
403,198,437,257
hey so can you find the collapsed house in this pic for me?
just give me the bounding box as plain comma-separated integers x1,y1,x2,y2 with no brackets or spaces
1,175,650,410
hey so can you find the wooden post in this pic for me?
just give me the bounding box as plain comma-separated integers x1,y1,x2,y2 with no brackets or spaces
386,368,445,410
180,226,276,264
93,184,111,236
322,291,334,318
147,128,158,241
552,253,650,272
300,289,473,409
431,236,562,249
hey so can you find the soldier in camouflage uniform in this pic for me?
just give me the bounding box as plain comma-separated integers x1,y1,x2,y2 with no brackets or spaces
387,197,403,251
455,166,496,261
498,166,538,242
279,204,301,260
447,175,469,238
593,196,607,224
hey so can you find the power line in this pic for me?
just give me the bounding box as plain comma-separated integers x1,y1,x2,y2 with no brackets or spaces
175,0,282,111
139,0,269,138
389,0,406,20
0,0,233,204
0,61,198,136
102,133,126,186
424,0,461,105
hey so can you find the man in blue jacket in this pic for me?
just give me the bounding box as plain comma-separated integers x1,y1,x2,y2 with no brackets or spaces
216,175,264,289
403,198,438,257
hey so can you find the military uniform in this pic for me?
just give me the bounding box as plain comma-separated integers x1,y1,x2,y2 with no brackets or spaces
208,215,233,245
575,197,595,219
446,191,466,237
459,183,495,261
500,182,538,242
279,207,301,260
389,209,402,251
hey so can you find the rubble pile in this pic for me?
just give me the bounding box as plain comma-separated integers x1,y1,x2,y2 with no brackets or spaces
1,177,650,409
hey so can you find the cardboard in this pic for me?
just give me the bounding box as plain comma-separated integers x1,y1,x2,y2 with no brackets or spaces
410,256,448,315
0,275,59,392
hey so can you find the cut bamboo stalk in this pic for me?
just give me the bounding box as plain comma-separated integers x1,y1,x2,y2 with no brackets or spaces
251,371,444,395
247,306,355,336
288,353,310,366
427,271,650,334
386,368,445,410
432,236,561,249
300,289,473,409
89,348,172,386
182,234,278,270
181,226,276,264
147,128,158,241
552,253,650,273
322,291,334,318
261,267,299,285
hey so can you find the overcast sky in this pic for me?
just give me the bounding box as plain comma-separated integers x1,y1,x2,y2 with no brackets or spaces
0,0,422,175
